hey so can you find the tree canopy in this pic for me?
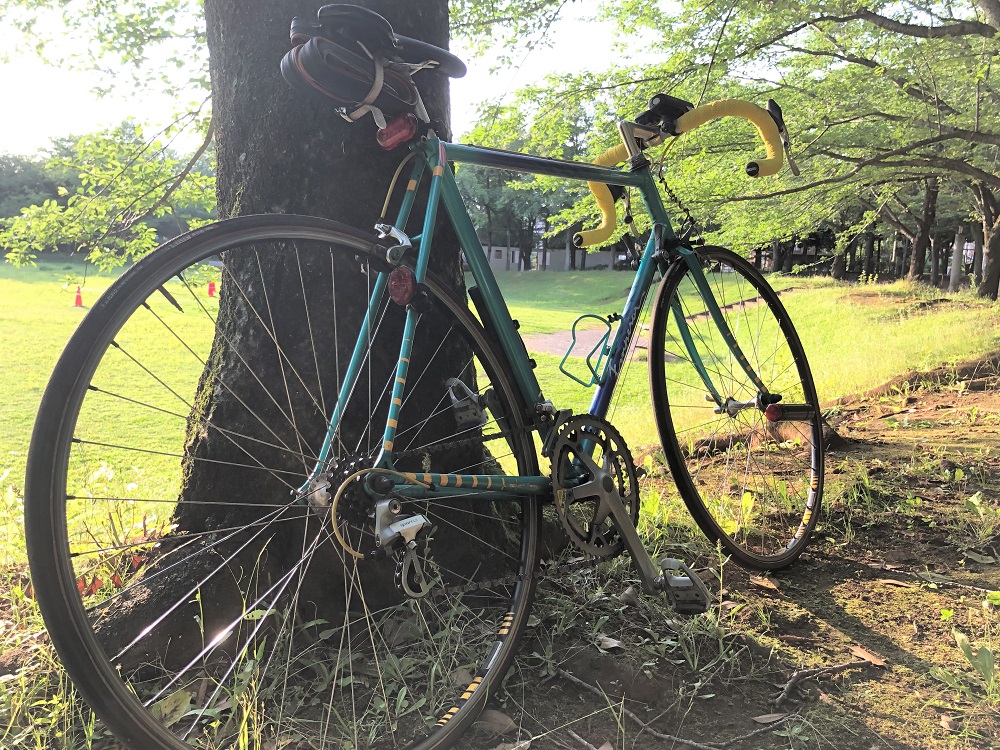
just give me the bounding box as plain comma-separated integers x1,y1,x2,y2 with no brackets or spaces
5,0,1000,293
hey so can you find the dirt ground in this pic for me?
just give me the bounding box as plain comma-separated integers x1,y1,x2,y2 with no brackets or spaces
459,354,1000,750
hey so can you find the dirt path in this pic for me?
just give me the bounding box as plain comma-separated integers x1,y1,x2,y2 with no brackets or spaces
459,354,1000,750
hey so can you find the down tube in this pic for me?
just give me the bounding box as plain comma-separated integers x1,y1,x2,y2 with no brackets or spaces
588,231,660,419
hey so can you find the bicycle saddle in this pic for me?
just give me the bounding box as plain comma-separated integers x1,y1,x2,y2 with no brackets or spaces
304,3,466,78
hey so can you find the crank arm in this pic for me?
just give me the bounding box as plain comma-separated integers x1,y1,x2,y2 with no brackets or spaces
604,491,710,613
601,489,663,594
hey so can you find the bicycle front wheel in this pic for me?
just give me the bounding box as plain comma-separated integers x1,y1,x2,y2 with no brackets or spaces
648,247,823,570
25,215,540,750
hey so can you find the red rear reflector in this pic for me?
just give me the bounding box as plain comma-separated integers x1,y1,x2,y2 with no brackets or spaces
764,404,783,422
377,113,419,150
388,266,416,306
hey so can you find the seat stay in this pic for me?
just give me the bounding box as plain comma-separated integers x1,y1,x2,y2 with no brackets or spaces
297,268,390,495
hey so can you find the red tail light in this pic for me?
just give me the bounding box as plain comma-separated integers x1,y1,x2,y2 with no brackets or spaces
377,113,419,150
764,404,783,422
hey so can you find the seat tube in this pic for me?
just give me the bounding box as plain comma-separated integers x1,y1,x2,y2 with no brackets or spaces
378,140,448,460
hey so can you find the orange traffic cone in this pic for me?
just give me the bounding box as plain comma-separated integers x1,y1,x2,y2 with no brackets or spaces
74,286,83,307
208,281,216,297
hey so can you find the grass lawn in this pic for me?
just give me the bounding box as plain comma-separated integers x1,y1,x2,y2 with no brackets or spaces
0,256,123,499
4,261,999,498
492,270,1000,450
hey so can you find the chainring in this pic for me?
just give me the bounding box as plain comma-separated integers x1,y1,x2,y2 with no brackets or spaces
551,415,639,558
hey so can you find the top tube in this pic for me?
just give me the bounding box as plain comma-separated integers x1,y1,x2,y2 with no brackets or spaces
443,142,652,190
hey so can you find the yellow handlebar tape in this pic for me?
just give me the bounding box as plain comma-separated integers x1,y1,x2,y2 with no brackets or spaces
674,98,783,177
573,143,629,248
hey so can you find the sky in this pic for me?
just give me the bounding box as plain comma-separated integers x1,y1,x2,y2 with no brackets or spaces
0,8,617,158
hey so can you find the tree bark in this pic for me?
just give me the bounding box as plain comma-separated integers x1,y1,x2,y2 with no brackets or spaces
890,231,901,278
949,227,965,292
972,221,984,285
862,231,875,278
831,251,846,280
782,242,795,272
907,177,938,281
981,223,1000,299
770,240,785,273
930,236,941,287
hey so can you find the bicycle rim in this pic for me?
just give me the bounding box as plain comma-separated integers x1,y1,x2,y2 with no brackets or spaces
649,247,823,569
25,215,539,750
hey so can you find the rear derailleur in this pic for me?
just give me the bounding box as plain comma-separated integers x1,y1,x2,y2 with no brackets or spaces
372,497,434,599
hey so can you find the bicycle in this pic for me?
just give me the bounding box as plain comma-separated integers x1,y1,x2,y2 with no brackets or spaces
25,6,823,750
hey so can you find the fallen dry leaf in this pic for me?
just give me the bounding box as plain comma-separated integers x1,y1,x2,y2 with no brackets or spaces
619,586,640,607
490,741,531,750
940,715,959,731
752,712,788,724
849,645,887,667
451,667,474,687
596,635,623,650
749,575,780,590
964,550,996,565
477,709,517,736
597,743,613,750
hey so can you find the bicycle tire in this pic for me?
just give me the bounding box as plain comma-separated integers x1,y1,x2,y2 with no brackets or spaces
648,246,823,570
25,214,540,750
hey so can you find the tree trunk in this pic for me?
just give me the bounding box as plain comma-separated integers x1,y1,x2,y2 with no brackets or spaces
862,231,875,278
506,224,512,270
929,236,941,287
980,222,1000,300
831,251,846,280
890,232,901,279
949,227,965,292
972,221,984,286
98,0,467,659
770,240,784,273
782,242,795,273
907,177,938,282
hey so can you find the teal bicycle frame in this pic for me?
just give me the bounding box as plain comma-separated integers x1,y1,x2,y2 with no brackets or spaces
299,134,769,501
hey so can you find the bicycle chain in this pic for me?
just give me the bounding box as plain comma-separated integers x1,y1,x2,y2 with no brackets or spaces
392,427,519,461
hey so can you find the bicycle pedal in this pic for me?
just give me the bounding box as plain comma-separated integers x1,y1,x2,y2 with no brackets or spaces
657,557,710,615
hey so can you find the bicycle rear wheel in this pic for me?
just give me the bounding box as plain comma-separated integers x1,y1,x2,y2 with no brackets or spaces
25,215,539,750
648,247,823,570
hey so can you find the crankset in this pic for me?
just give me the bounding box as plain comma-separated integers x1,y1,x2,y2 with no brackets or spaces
550,414,710,613
550,415,638,558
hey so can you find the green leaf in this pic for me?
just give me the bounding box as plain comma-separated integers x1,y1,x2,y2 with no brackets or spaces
151,689,192,728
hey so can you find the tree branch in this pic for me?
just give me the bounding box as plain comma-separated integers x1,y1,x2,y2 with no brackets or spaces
861,197,915,241
783,44,959,114
856,9,994,38
127,118,215,227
